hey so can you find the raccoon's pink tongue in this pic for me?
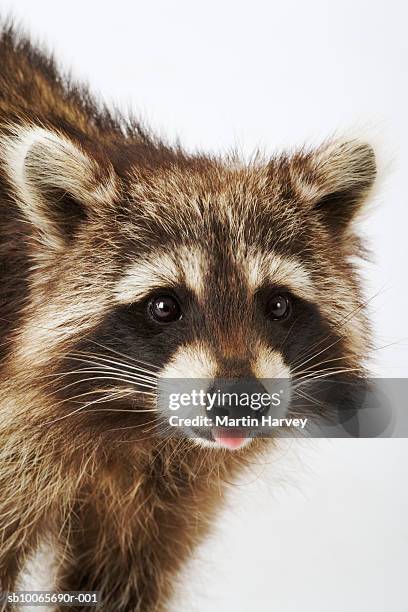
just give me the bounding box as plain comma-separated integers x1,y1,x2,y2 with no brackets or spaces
212,428,247,449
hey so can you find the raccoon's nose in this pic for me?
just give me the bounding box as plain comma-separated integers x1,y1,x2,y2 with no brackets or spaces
208,378,270,420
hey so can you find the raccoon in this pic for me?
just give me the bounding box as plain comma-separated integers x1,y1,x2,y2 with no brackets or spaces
0,21,376,612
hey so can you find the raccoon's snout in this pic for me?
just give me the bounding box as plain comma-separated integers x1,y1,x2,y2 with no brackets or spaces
207,378,270,420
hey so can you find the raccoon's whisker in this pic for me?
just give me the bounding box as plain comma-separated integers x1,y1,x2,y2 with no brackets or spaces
277,316,300,354
38,374,156,401
59,353,158,380
290,289,383,371
41,367,157,389
289,332,358,378
42,391,127,426
166,436,188,466
41,375,157,405
292,367,363,391
139,417,177,437
42,387,138,415
44,389,135,425
292,364,364,379
85,339,162,371
105,417,166,435
67,352,159,379
74,365,157,386
372,338,408,352
294,366,362,381
70,389,138,405
294,388,328,410
87,409,159,414
150,436,174,463
41,368,157,384
291,354,362,375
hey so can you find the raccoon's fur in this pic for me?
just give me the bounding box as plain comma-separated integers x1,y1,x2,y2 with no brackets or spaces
0,22,376,612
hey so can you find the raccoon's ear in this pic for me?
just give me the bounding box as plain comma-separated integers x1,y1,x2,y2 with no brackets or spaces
0,125,118,252
299,140,376,232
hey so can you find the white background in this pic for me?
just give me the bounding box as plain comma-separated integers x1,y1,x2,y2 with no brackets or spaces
3,1,408,610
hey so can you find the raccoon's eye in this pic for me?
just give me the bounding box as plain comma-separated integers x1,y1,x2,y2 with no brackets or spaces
265,294,291,320
148,295,182,323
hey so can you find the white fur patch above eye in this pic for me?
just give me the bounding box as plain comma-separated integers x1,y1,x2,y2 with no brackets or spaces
178,246,206,298
114,254,181,303
243,250,314,301
114,247,207,304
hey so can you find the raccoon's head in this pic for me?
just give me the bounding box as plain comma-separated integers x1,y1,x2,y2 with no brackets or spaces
1,125,376,451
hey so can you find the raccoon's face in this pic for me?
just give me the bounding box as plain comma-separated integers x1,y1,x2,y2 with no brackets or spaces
1,125,375,450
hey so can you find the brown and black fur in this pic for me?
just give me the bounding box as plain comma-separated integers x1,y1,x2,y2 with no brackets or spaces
0,21,376,612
